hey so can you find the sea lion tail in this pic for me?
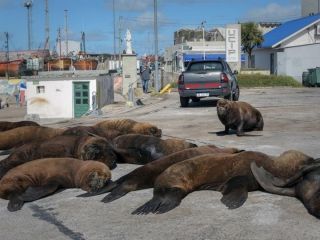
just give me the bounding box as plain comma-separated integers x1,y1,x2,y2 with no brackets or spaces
131,187,185,215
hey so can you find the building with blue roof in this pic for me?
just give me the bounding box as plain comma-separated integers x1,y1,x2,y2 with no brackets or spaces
251,13,320,82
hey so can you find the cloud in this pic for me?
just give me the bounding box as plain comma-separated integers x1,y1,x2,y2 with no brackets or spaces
105,0,152,12
121,11,169,33
242,3,301,22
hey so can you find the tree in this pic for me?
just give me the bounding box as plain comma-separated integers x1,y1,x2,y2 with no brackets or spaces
241,22,264,68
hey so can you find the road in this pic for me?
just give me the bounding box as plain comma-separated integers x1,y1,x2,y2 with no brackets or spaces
0,87,320,240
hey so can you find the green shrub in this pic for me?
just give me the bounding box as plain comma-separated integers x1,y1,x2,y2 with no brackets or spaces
237,74,302,88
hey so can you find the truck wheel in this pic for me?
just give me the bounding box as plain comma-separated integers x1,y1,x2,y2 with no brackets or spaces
180,97,189,107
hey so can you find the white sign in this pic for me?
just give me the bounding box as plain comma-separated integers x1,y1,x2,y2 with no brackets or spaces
226,28,239,62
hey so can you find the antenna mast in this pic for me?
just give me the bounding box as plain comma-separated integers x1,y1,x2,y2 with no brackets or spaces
24,0,33,50
44,0,50,50
4,32,9,79
64,9,69,56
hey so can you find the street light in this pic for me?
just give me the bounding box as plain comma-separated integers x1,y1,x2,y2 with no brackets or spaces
201,21,206,60
154,0,159,92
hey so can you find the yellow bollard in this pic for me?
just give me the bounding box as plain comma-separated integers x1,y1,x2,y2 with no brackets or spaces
160,84,172,94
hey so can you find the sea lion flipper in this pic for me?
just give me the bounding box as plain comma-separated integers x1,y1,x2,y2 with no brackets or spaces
250,162,296,197
101,185,129,203
19,184,59,202
132,188,185,215
7,196,24,212
77,180,118,197
220,176,249,209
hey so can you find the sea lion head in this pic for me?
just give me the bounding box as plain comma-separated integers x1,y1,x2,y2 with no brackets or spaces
79,137,118,170
131,123,162,137
76,161,112,193
216,99,231,116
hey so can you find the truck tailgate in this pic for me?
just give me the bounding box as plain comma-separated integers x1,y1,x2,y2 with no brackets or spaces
184,71,221,89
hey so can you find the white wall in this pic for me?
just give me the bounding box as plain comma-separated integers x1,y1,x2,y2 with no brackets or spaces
252,49,274,70
27,79,96,119
277,43,320,81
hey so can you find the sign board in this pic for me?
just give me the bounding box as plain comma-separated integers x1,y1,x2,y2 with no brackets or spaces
226,28,239,62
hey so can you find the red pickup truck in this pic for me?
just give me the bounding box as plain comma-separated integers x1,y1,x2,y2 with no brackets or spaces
178,60,240,107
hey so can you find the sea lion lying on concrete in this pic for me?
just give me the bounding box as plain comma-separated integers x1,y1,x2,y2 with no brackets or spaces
0,126,64,150
216,99,264,136
0,121,40,132
0,135,117,180
0,119,161,150
80,145,242,202
132,150,315,214
251,159,320,219
113,134,197,164
0,158,111,212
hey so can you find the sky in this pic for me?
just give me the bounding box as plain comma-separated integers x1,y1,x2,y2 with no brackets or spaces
0,0,302,56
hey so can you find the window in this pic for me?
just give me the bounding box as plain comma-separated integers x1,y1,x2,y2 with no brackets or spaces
188,62,223,72
36,86,45,94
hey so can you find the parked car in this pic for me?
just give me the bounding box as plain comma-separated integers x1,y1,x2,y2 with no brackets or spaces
178,59,240,107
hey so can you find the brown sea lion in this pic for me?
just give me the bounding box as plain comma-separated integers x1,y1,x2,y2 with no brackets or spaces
80,145,242,202
132,150,315,214
251,159,320,219
94,119,162,137
0,158,111,212
216,99,264,136
0,126,64,150
0,119,161,150
0,121,40,132
113,134,197,164
0,135,117,180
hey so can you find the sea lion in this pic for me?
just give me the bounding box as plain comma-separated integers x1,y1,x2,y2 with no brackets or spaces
251,159,320,219
81,145,242,202
0,158,111,212
0,126,64,150
132,150,314,214
216,99,264,136
0,135,117,180
113,134,197,164
93,119,162,139
0,119,161,150
0,121,40,132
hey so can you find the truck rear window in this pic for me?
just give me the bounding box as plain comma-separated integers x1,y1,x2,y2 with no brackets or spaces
188,62,223,72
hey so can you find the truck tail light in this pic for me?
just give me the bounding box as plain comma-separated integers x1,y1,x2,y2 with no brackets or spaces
178,74,184,84
220,73,229,83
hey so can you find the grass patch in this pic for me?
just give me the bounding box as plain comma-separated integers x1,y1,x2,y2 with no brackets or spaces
237,74,302,88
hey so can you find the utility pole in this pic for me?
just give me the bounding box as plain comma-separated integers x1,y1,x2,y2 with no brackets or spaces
24,1,33,50
154,0,160,92
81,31,86,54
4,32,9,79
58,27,62,59
113,0,116,59
118,16,122,68
44,0,50,50
201,21,206,60
64,9,69,56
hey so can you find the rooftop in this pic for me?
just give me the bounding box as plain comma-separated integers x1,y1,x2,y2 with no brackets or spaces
261,13,320,48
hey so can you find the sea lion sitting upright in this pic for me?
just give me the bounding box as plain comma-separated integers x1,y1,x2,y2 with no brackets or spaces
0,121,40,132
216,99,264,136
0,126,64,150
251,159,320,219
0,158,111,212
132,150,315,215
113,134,197,164
0,135,117,180
80,145,241,202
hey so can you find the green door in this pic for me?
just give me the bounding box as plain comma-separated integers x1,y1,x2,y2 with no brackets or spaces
73,82,90,118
